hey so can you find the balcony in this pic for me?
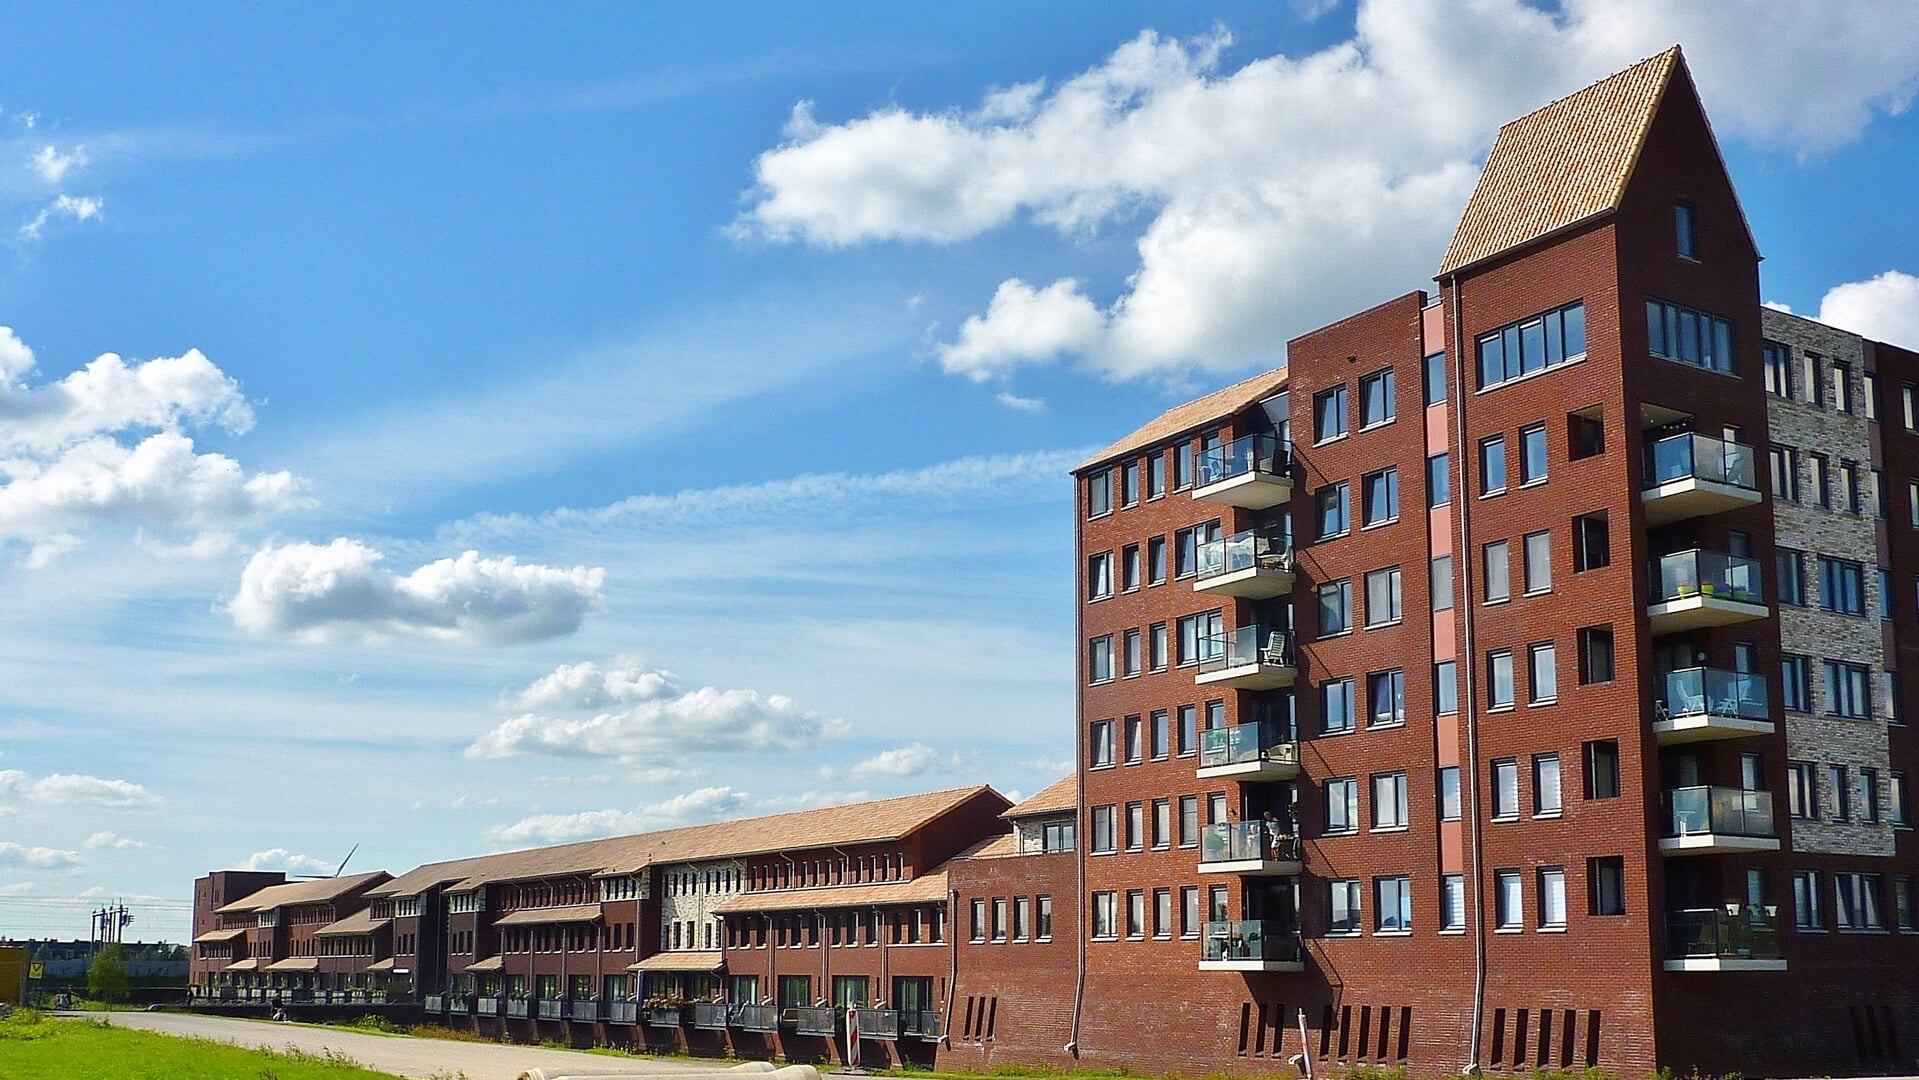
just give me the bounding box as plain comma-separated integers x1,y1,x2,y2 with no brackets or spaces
1198,821,1302,876
642,1005,682,1027
568,998,600,1023
1665,906,1786,972
1641,433,1761,526
1200,920,1304,972
507,997,532,1019
475,995,503,1017
1193,434,1292,510
900,1010,944,1041
1197,720,1300,781
538,998,565,1020
1648,549,1769,635
732,1004,780,1033
1653,667,1774,744
423,993,446,1013
607,1000,638,1025
853,1008,900,1040
1195,529,1295,599
790,1006,838,1037
1196,627,1296,690
449,994,472,1015
688,1003,730,1030
1660,786,1779,854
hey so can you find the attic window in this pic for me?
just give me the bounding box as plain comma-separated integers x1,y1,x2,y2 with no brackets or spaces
1676,202,1697,260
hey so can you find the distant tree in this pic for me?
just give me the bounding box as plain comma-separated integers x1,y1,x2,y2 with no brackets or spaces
87,944,129,1003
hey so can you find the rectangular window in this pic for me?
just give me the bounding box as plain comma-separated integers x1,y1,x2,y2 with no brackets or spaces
1123,715,1143,763
1365,565,1403,626
1863,767,1882,824
1148,537,1167,584
1427,452,1451,507
1125,801,1145,849
1818,556,1866,615
1833,361,1854,414
1431,555,1454,612
1788,762,1817,819
1480,436,1507,495
1534,753,1562,814
1362,467,1399,526
1495,870,1524,929
1881,568,1895,620
1484,540,1510,603
1177,706,1197,756
1424,351,1447,406
1125,890,1145,939
1087,806,1120,856
1152,797,1171,847
1803,354,1824,403
1492,758,1520,818
1121,461,1139,507
991,898,1008,942
1318,579,1353,637
1179,795,1200,847
1441,874,1467,931
1488,650,1515,710
1573,512,1609,571
1529,642,1557,704
1830,764,1853,822
1439,766,1462,821
1375,876,1412,932
1372,772,1409,829
1087,553,1114,600
1435,660,1458,715
1013,896,1030,941
1147,453,1165,499
1150,709,1169,758
1763,341,1793,398
1523,530,1552,594
1176,611,1223,666
1326,778,1359,834
1150,625,1169,671
1846,460,1865,514
1179,887,1199,938
1315,386,1348,443
1824,660,1871,718
1088,636,1114,684
1519,423,1548,484
1318,482,1351,540
1089,720,1114,768
1360,368,1395,428
1579,625,1615,684
1152,888,1171,938
1121,545,1140,591
1091,892,1117,940
1477,301,1586,390
1897,878,1916,933
970,899,987,942
1329,879,1362,935
1782,654,1812,712
1777,548,1806,605
1794,871,1823,930
1892,772,1909,826
1675,201,1696,259
1368,669,1406,727
1885,672,1903,723
1087,471,1113,517
1835,873,1885,931
1122,629,1140,678
1585,740,1620,800
1771,445,1800,501
1811,452,1832,508
1538,868,1568,928
1589,857,1626,916
1175,439,1195,489
1322,678,1356,735
1646,297,1735,373
1908,384,1919,431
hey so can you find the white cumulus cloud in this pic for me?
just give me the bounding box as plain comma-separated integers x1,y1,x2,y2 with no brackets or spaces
0,769,160,809
30,145,85,184
1815,270,1919,352
487,785,748,846
241,848,334,876
19,193,102,241
228,539,606,645
0,842,80,870
831,743,953,780
512,655,678,711
740,0,1919,383
84,831,146,850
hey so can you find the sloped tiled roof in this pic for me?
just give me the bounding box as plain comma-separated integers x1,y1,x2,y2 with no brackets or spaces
1002,775,1075,819
314,910,390,937
632,951,725,972
711,872,950,915
956,833,1018,859
214,871,389,915
492,903,604,926
1079,368,1288,472
1438,46,1682,277
369,786,1007,899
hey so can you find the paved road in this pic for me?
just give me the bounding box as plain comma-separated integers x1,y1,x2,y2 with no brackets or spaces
78,1011,739,1080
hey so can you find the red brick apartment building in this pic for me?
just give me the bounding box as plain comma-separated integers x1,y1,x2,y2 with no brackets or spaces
192,47,1919,1078
1053,46,1918,1079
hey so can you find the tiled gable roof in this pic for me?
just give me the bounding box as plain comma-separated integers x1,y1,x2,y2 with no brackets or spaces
1079,368,1288,472
1438,46,1683,277
1003,775,1075,819
213,871,389,915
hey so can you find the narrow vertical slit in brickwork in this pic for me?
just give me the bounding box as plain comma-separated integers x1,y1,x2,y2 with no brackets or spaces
1559,1008,1576,1068
1375,1004,1391,1061
1319,1005,1334,1059
1490,1008,1507,1066
1337,1004,1352,1059
1881,1004,1903,1063
1270,1003,1287,1057
962,997,976,1039
1514,1010,1531,1068
984,997,997,1040
1356,1006,1372,1061
1254,1002,1270,1055
1397,1007,1412,1062
1537,1009,1552,1066
1584,1010,1601,1067
1237,1002,1252,1056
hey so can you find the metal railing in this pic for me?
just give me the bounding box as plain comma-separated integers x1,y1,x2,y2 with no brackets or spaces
507,997,532,1019
791,1006,838,1036
643,1006,683,1027
1196,528,1292,581
423,993,445,1012
1654,549,1764,605
1659,668,1770,722
475,996,503,1016
1199,720,1298,770
900,1010,943,1039
1668,906,1783,960
1644,432,1757,491
569,999,600,1022
1198,433,1289,487
537,998,565,1020
607,1000,639,1025
1200,820,1299,864
1201,920,1302,963
449,994,472,1015
1665,786,1776,839
1198,627,1292,676
853,1008,900,1039
687,1003,730,1029
733,1004,780,1032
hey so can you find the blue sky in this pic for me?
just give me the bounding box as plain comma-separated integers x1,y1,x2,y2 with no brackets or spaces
1,1,1917,941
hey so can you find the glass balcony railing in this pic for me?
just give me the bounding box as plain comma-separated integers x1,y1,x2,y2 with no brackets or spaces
1659,668,1770,721
1665,786,1775,839
507,997,532,1019
854,1008,901,1038
538,998,565,1020
1644,433,1757,491
792,1006,838,1036
1199,720,1297,770
1201,920,1302,963
607,1000,639,1025
1198,434,1290,487
688,1003,730,1029
900,1010,944,1039
1654,549,1764,605
732,1004,780,1032
1196,528,1293,581
1198,627,1292,675
1667,906,1783,961
1200,821,1300,864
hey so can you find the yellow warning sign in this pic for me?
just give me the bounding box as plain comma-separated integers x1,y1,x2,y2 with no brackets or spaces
27,963,43,980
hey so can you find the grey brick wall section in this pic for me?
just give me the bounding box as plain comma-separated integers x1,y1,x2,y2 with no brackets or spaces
1762,309,1895,857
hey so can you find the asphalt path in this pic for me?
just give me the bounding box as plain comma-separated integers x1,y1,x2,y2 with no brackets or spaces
71,1010,740,1080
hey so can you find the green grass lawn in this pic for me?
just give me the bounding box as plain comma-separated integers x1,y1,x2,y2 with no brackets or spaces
0,1009,411,1080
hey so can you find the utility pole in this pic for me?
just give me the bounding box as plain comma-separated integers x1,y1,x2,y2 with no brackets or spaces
90,903,132,950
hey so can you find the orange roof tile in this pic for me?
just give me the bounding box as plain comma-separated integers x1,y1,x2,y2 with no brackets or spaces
214,871,389,915
711,873,949,915
631,951,725,972
1003,775,1075,819
1079,368,1288,472
1439,46,1699,277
